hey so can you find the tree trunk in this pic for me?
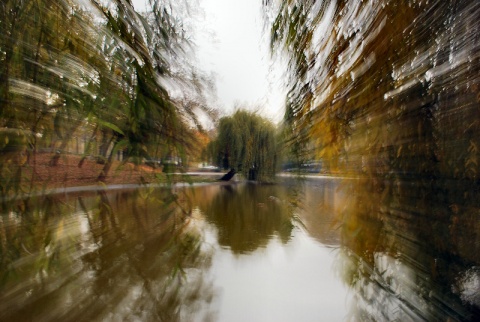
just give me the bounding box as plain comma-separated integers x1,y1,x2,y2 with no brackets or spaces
49,118,83,166
219,168,236,181
97,137,118,183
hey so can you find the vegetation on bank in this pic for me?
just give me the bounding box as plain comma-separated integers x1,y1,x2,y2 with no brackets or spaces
0,0,215,198
13,153,219,192
265,0,479,180
206,110,280,182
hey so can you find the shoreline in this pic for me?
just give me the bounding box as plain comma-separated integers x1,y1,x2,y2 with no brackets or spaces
0,173,240,202
3,151,352,202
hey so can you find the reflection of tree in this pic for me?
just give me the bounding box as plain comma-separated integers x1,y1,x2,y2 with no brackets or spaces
0,189,216,321
295,178,343,246
198,183,294,254
334,178,480,321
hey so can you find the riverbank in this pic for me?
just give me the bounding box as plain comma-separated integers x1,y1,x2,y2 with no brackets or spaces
9,153,346,199
17,153,222,192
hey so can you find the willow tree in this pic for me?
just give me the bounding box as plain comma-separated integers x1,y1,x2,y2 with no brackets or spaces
0,0,213,193
209,110,278,181
88,0,211,181
265,0,480,178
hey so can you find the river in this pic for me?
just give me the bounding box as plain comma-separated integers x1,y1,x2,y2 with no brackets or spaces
0,178,479,321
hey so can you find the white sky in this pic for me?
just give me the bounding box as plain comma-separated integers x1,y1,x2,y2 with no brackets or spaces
195,0,285,122
133,0,286,123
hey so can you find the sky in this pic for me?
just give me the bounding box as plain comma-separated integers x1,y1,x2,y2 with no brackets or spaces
194,0,285,122
132,0,286,123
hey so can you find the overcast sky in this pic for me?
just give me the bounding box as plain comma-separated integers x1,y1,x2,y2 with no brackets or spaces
133,0,286,123
195,0,285,122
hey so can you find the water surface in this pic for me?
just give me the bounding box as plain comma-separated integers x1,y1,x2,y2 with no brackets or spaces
1,179,479,321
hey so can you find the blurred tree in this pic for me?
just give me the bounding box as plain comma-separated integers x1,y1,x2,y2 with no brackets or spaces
208,110,278,181
265,0,480,179
91,0,204,181
0,0,214,193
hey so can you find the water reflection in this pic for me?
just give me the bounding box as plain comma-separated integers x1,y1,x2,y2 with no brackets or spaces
197,183,295,254
1,180,479,321
189,181,349,321
0,189,215,321
334,177,480,321
293,177,344,247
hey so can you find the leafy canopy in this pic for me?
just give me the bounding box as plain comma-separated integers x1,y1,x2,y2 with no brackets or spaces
208,110,278,181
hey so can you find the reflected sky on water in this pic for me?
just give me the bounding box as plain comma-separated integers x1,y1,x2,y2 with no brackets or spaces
191,183,348,321
1,179,479,321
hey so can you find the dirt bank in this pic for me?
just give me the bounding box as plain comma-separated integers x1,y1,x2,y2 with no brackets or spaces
22,153,164,190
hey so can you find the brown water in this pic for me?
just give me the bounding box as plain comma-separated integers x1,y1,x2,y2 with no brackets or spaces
1,179,479,321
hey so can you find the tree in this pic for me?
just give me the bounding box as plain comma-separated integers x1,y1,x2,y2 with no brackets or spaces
208,110,278,181
265,0,480,178
0,0,214,194
1,0,98,192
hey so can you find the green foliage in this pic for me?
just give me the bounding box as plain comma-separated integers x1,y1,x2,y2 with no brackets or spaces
0,0,211,193
208,110,278,181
